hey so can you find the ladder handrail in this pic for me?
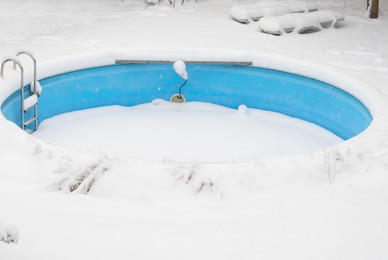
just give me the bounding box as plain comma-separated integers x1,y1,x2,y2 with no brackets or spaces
15,51,37,94
1,58,25,129
1,57,24,79
1,58,25,95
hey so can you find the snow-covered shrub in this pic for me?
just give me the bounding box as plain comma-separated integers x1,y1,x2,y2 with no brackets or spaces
48,156,110,194
143,0,197,7
166,162,217,194
0,223,19,244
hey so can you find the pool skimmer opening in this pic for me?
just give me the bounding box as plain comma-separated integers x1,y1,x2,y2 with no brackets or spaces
170,93,185,103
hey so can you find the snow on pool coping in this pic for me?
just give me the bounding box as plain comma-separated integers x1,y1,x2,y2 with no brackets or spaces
0,48,387,186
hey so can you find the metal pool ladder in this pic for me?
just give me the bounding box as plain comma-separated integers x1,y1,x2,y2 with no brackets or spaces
1,51,40,133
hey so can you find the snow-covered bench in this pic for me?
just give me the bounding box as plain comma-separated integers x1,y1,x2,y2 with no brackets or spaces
258,10,345,35
230,0,318,24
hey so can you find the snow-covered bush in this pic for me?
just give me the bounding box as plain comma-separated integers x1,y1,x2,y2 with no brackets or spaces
48,156,111,194
144,0,197,7
0,223,19,244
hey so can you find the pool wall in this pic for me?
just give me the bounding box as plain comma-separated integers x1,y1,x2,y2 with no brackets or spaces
1,63,372,140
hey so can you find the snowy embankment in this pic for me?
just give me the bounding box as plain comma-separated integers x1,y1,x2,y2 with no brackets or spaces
1,0,388,259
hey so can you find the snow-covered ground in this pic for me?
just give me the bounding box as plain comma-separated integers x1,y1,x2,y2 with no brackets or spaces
1,0,388,259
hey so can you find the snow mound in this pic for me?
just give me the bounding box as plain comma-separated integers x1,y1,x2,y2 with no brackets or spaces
173,60,188,80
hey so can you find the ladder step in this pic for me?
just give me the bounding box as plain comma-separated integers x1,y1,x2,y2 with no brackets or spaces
24,128,34,134
23,94,38,112
24,116,38,127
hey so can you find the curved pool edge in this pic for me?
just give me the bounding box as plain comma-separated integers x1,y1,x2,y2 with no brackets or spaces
0,50,387,171
2,61,372,140
0,49,383,117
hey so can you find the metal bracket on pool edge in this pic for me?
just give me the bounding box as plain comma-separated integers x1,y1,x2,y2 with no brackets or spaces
115,60,253,66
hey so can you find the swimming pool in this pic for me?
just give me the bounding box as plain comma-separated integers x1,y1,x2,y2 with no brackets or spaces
1,62,372,140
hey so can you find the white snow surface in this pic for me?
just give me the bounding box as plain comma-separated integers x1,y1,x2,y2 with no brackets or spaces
1,0,388,259
32,101,342,161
